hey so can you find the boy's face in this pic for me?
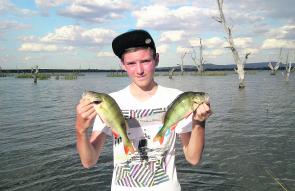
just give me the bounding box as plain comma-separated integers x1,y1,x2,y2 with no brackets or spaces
121,48,159,90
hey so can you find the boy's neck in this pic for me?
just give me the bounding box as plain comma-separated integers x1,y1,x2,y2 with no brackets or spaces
129,82,158,101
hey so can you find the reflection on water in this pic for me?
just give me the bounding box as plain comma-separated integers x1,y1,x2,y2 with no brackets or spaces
0,71,294,190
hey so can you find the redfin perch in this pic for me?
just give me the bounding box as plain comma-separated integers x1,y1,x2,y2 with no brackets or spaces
82,91,135,154
153,91,209,144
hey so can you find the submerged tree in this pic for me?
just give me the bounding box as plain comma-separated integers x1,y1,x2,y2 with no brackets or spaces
31,65,39,83
191,38,205,74
168,67,176,79
282,50,294,81
179,51,188,75
214,0,250,89
268,48,282,75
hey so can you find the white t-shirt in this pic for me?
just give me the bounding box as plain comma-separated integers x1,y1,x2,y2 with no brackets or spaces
93,85,192,191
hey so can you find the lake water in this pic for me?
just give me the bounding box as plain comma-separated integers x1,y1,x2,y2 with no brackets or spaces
0,71,294,191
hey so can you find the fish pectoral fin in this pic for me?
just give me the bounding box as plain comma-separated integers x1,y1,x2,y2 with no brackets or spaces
171,123,178,131
112,130,120,139
97,114,105,124
184,111,193,119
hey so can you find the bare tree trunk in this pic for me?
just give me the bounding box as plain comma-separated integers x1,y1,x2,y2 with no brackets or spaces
191,46,198,73
268,48,282,75
198,38,205,74
215,0,249,89
32,65,38,83
180,51,187,75
283,51,293,81
191,38,205,74
168,67,176,79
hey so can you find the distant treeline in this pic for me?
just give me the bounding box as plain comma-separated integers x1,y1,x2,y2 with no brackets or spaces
0,67,271,74
1,62,291,74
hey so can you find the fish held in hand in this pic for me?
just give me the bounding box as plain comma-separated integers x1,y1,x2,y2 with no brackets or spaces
153,91,209,144
82,91,135,154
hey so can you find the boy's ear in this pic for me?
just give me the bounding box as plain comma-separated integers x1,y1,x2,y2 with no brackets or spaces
155,53,159,67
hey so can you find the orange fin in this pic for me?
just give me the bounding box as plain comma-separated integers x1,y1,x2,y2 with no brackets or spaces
112,130,120,139
171,123,178,131
153,134,165,144
124,144,135,154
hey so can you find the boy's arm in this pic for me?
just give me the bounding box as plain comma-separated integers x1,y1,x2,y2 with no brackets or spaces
76,98,106,168
180,103,211,165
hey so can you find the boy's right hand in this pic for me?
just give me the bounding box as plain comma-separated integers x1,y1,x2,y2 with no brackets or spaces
76,99,97,134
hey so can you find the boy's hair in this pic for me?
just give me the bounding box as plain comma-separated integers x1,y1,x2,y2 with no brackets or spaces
121,47,157,62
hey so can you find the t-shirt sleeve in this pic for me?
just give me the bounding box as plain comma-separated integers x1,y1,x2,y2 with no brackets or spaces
92,115,112,136
174,113,192,134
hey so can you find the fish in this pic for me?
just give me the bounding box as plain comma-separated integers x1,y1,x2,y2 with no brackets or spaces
82,91,135,154
153,91,209,144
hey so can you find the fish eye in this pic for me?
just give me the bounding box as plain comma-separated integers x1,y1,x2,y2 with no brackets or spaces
92,100,102,104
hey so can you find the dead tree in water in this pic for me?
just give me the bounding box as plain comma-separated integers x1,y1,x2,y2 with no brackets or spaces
214,0,250,89
268,62,280,75
268,48,282,75
282,50,294,81
180,51,188,75
191,38,205,74
31,65,39,83
168,67,176,79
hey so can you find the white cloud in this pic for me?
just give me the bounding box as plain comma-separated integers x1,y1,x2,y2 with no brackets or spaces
159,31,185,43
58,0,131,23
233,37,253,48
267,24,295,39
0,0,35,16
35,0,67,9
157,44,168,53
19,43,58,52
205,49,225,58
176,46,192,54
63,46,75,51
133,4,214,31
19,25,116,53
261,39,295,49
242,48,259,55
40,25,116,45
0,20,30,31
190,37,224,48
96,51,113,57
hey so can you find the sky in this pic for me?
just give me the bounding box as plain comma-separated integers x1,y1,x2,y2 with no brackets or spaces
0,0,294,70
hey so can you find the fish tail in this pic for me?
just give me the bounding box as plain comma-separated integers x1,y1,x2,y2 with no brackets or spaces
153,133,165,144
124,142,135,154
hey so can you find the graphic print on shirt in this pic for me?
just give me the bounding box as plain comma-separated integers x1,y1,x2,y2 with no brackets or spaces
113,107,173,187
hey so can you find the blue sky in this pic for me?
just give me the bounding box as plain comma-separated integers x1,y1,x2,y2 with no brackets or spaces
0,0,294,70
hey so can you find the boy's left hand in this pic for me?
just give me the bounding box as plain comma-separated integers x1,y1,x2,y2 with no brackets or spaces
193,102,212,122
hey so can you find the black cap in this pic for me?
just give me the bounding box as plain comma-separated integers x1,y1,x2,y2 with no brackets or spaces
112,29,156,58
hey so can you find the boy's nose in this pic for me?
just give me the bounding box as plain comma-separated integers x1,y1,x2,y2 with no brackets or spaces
136,63,144,74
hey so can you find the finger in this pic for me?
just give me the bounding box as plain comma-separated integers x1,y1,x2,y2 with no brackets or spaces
77,101,95,113
79,98,92,106
196,104,212,119
81,107,96,119
201,103,212,115
87,111,97,120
